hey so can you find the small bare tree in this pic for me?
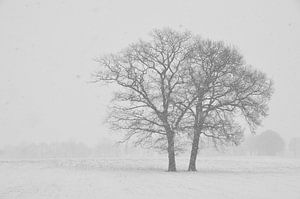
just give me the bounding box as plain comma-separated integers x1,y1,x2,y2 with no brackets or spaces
185,39,273,171
95,28,193,171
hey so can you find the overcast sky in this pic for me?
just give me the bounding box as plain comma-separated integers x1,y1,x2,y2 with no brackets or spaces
0,0,299,147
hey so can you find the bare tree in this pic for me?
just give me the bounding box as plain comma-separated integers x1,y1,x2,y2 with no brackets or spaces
185,39,273,171
94,28,193,171
94,29,273,172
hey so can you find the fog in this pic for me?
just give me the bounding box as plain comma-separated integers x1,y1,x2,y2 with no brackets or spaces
1,0,300,149
2,1,300,198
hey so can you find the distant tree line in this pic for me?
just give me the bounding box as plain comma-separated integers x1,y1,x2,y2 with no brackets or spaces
289,137,300,157
0,139,137,159
244,130,285,155
1,132,298,159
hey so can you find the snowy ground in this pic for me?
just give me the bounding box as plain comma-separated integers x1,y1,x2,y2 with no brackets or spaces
0,156,300,199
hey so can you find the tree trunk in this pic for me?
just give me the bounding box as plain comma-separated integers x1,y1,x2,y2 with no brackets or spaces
167,134,176,172
188,131,200,171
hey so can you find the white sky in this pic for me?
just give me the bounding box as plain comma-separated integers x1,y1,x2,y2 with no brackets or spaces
0,0,299,147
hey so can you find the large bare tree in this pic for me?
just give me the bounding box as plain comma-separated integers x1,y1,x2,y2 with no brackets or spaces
95,29,273,172
185,39,273,171
95,29,193,171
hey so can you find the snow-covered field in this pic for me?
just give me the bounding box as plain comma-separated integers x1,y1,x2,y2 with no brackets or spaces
1,156,300,199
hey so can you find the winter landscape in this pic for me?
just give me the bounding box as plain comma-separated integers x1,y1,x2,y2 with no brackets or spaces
1,0,300,198
1,156,300,199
